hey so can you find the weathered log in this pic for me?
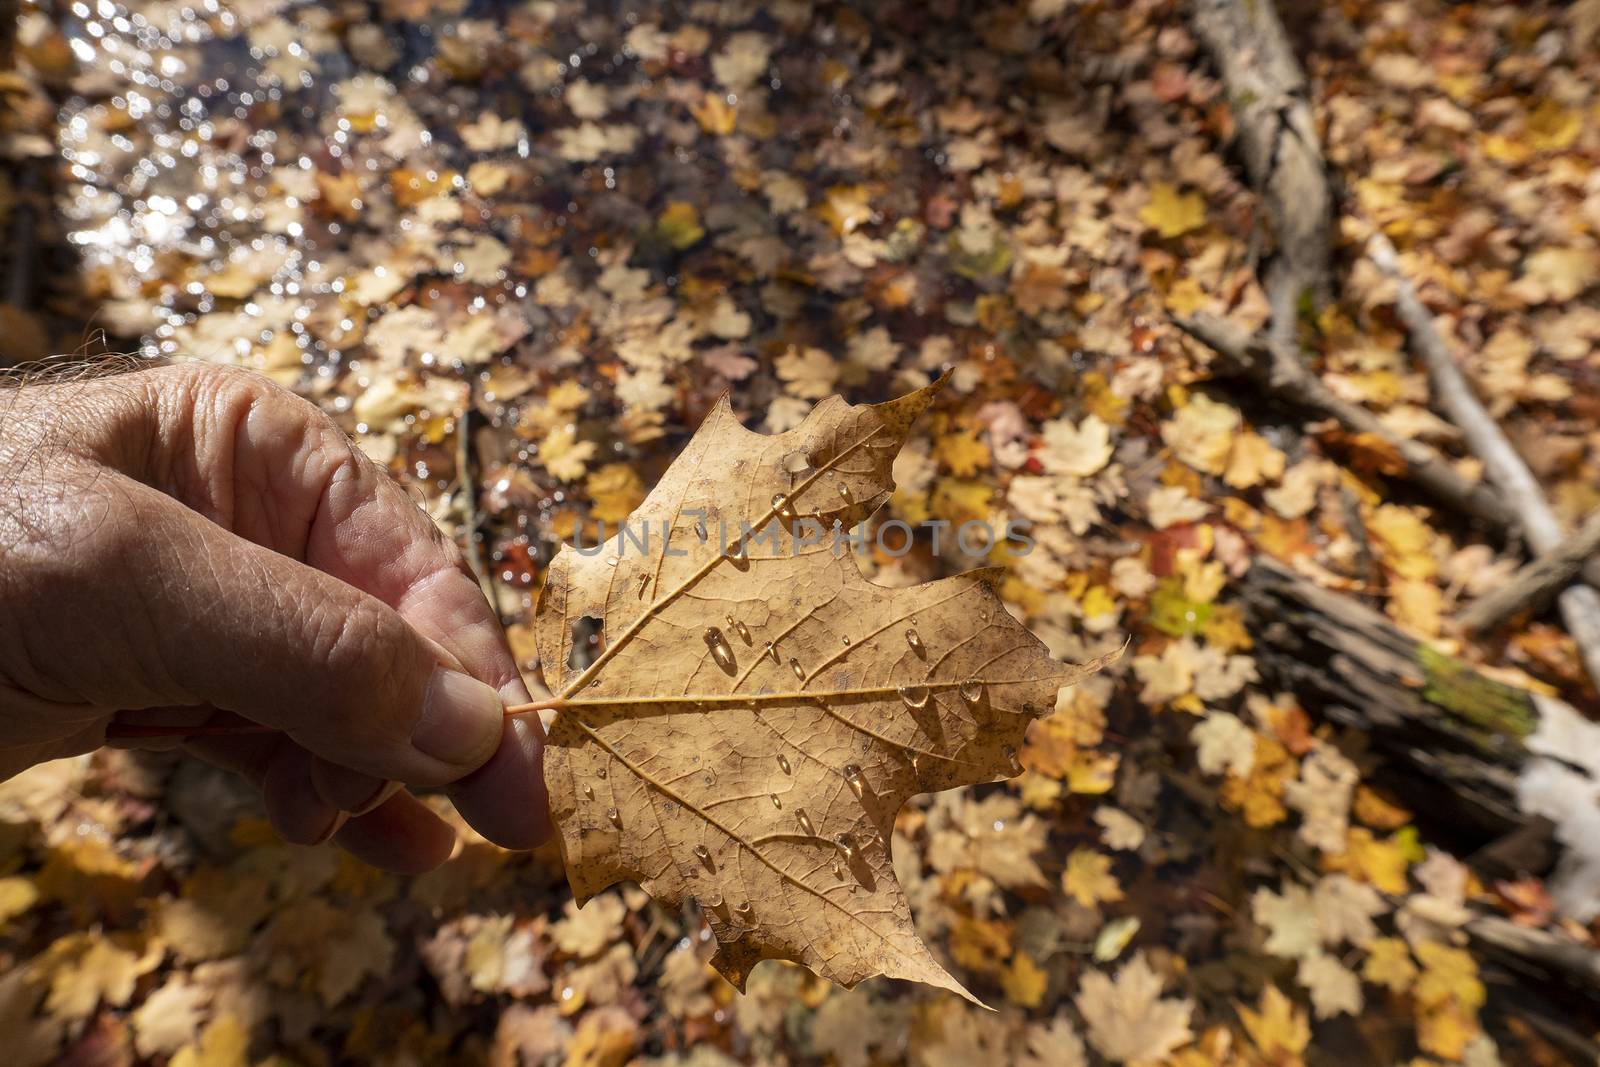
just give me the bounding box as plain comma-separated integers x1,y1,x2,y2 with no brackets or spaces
1242,559,1600,919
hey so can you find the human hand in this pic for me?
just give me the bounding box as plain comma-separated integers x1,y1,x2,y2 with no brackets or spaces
0,361,549,871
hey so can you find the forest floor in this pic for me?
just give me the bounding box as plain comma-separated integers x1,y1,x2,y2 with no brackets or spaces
3,0,1600,1063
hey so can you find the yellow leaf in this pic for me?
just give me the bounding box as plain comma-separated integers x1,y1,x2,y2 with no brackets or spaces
171,1015,249,1067
1415,942,1485,1012
1164,276,1209,315
35,932,153,1023
930,478,993,526
1353,786,1411,830
689,91,737,135
1139,183,1207,239
1162,393,1241,476
932,429,992,477
1334,828,1411,894
1361,937,1418,993
1416,1000,1479,1062
1081,584,1118,622
547,380,593,413
1527,99,1581,151
656,201,705,249
1387,578,1444,636
949,916,1013,974
1220,735,1293,828
1001,952,1050,1008
1062,848,1124,908
0,876,39,923
1480,132,1532,166
540,424,599,483
1366,504,1438,580
1238,983,1310,1061
586,463,646,523
1223,430,1287,490
1067,751,1120,795
818,184,875,236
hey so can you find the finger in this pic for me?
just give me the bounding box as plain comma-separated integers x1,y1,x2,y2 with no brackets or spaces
332,790,457,874
129,365,551,846
263,744,346,845
310,756,399,816
446,715,551,849
44,475,504,787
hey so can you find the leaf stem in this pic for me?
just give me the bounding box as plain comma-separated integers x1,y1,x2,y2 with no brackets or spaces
503,698,566,717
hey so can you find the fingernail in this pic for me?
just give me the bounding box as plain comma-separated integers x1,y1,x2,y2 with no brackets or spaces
311,757,399,816
411,667,504,767
313,811,349,845
350,780,403,816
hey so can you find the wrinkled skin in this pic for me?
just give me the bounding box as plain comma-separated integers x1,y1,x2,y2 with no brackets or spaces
0,361,550,871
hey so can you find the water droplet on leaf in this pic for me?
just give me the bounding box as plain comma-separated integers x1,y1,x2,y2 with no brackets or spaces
958,679,983,704
704,627,736,672
905,628,924,655
776,754,791,775
844,763,864,798
796,808,815,836
898,684,930,709
606,807,621,827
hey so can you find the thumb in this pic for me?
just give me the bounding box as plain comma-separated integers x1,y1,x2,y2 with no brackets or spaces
77,478,506,786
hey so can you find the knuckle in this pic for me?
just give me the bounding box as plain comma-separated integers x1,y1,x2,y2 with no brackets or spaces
307,593,424,724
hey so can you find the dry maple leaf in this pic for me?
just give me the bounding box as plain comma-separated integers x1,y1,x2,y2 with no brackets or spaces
529,376,1109,1002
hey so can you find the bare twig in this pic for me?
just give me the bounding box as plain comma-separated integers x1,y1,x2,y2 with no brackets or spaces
1460,508,1600,634
456,382,498,612
1467,915,1600,994
4,166,41,314
1369,232,1600,690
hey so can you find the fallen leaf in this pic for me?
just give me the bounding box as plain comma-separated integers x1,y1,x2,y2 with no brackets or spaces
1062,848,1124,908
535,377,1109,1001
1297,953,1363,1019
1140,183,1207,239
1001,952,1049,1008
1238,983,1310,1062
1074,952,1194,1064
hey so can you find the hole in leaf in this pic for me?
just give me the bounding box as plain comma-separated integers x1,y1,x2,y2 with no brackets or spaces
568,614,604,671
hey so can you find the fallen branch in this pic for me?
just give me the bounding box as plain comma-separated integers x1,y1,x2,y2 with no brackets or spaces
1460,508,1600,635
1369,233,1600,691
1467,914,1600,993
1191,0,1332,350
1173,312,1506,526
